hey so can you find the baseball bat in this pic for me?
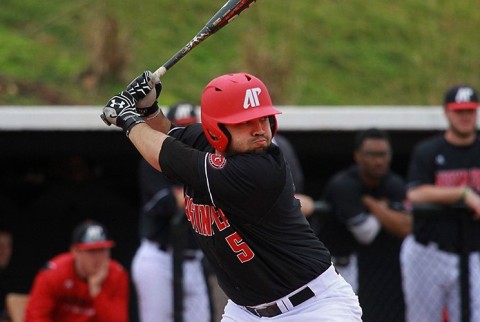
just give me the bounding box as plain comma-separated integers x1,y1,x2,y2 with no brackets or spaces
153,0,257,79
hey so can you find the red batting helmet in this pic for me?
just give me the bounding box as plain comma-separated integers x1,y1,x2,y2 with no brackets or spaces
200,73,282,152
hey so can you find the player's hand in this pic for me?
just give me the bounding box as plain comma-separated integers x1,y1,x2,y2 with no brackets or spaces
463,188,480,219
101,91,145,136
126,71,162,118
88,260,109,297
362,195,388,210
295,193,314,217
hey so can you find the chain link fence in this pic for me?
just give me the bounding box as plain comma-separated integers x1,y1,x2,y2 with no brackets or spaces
309,202,479,322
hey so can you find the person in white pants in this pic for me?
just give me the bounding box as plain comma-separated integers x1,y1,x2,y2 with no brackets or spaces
401,85,480,322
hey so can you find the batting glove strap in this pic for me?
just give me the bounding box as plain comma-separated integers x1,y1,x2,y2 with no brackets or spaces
122,116,145,137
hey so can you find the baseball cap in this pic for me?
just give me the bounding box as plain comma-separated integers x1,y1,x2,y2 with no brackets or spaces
71,220,115,250
444,85,479,110
167,102,198,125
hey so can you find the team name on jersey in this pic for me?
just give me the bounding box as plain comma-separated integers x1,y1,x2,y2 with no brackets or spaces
184,195,230,236
436,168,480,189
184,195,255,263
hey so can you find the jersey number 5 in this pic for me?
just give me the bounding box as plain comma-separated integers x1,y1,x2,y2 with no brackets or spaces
226,232,254,263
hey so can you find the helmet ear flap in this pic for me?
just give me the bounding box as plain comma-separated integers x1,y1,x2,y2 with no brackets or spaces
202,118,230,152
218,124,231,150
268,116,278,136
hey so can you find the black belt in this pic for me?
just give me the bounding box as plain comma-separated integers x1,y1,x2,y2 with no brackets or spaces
182,250,200,260
415,236,461,254
245,286,315,318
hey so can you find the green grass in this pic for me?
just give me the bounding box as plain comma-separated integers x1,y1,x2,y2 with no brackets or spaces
0,0,479,106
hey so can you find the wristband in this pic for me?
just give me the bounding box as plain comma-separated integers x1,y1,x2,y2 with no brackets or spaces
146,107,161,120
460,187,469,201
123,117,145,137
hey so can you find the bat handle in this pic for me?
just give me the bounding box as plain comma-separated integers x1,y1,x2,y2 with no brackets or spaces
153,66,168,79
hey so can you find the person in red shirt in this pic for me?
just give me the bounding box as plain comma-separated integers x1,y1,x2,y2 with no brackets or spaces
25,220,129,322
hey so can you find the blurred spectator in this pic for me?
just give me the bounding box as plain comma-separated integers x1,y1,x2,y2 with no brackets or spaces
0,228,13,322
401,84,480,322
25,220,129,322
321,128,411,322
131,102,211,322
0,203,31,322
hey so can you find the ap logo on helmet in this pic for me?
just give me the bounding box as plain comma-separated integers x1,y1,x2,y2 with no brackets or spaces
243,87,262,109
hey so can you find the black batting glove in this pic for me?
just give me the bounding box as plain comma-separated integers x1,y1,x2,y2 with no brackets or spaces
126,71,162,118
101,91,145,137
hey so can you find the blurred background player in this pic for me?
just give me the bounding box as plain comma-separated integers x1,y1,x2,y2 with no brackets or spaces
0,206,31,322
25,220,129,322
0,228,13,322
131,102,211,322
401,85,480,322
322,128,411,322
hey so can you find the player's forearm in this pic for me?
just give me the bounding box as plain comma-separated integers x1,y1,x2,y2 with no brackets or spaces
129,123,169,171
145,108,171,133
363,196,412,238
407,184,465,205
371,206,411,238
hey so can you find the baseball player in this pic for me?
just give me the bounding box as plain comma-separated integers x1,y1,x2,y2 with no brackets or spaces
101,71,362,321
401,85,480,322
131,102,211,322
322,128,411,322
25,220,129,322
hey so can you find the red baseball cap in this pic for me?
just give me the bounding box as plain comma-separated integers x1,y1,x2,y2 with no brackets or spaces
444,85,479,110
71,220,115,250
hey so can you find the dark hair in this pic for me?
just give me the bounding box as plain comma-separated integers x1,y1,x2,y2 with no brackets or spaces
353,128,391,151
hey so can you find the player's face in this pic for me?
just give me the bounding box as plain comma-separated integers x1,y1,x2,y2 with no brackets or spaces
355,138,392,181
74,248,110,278
445,108,477,138
224,117,273,154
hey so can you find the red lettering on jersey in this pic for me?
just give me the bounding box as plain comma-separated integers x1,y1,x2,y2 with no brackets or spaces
212,208,229,231
197,205,213,236
183,196,255,263
184,197,195,229
436,169,480,191
471,169,480,190
184,195,230,236
194,204,203,234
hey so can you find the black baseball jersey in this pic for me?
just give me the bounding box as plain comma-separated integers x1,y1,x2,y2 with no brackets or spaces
323,165,407,322
159,123,331,306
322,165,406,255
407,134,480,249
